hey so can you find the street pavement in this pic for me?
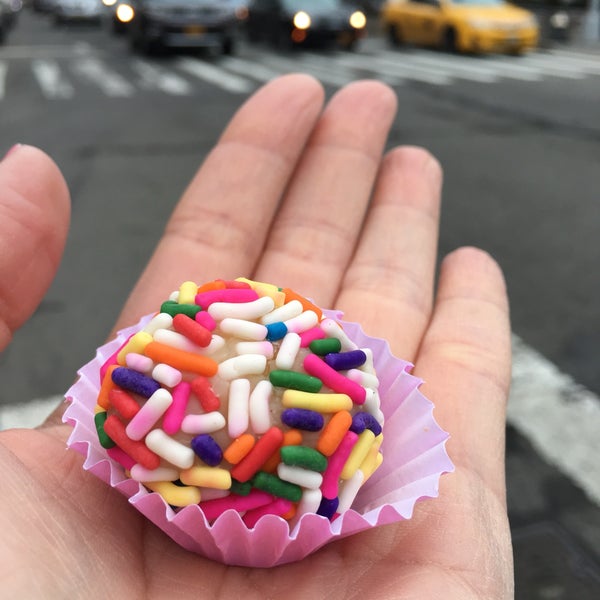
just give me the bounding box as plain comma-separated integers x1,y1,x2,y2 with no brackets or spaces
1,8,599,597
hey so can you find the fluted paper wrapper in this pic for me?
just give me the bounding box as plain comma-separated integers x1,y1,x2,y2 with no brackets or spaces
64,310,453,567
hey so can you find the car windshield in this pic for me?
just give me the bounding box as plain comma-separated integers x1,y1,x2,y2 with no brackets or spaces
449,0,504,5
282,0,340,11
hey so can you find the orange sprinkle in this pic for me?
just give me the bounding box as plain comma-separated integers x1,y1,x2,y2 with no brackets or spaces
143,341,218,376
282,288,323,320
223,433,256,464
316,410,353,456
97,365,118,409
262,429,303,473
196,280,226,293
281,505,297,521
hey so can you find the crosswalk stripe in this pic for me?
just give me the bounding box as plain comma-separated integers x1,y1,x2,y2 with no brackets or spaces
509,54,586,78
217,55,281,83
335,51,452,85
0,62,6,99
175,57,253,93
259,53,355,87
131,59,192,95
0,43,93,60
31,59,74,99
71,57,135,97
545,49,600,75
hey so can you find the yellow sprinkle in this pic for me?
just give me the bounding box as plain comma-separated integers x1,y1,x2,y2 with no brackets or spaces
117,331,153,365
94,404,105,415
340,430,376,480
361,452,384,482
179,466,232,490
235,277,286,307
144,481,201,507
282,390,353,413
178,281,198,305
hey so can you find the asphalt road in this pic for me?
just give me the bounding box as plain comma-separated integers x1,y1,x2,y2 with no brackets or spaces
1,8,599,598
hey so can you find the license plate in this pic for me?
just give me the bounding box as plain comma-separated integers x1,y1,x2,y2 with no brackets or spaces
185,25,205,35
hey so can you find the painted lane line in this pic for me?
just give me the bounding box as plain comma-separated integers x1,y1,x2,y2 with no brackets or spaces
131,59,192,95
508,335,600,505
0,61,6,100
31,59,74,99
175,57,253,94
71,57,135,97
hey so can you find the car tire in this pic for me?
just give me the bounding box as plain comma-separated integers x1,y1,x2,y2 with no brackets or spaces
387,24,403,47
443,27,458,53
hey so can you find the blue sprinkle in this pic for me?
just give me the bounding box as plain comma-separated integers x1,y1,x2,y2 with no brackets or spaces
317,496,339,520
350,412,382,437
191,434,222,466
324,349,367,371
281,408,324,431
111,367,160,398
265,321,288,341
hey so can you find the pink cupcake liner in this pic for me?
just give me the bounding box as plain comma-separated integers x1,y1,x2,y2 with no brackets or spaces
64,310,453,567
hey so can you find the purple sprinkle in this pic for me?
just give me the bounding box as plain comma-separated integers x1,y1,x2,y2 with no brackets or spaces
281,408,324,431
350,412,382,437
265,321,288,341
323,350,367,371
191,434,222,466
317,496,339,520
111,367,160,398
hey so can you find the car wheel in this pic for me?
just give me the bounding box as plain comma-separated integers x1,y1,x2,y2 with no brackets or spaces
443,28,458,53
222,36,235,56
387,23,403,47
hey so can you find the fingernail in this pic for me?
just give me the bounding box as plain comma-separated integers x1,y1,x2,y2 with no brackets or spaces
2,144,22,161
425,155,443,187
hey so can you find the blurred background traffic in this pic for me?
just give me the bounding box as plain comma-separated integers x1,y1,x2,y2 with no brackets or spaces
1,1,599,598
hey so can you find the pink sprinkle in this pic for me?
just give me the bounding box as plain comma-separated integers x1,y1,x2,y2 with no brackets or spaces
100,334,133,379
195,311,216,331
199,490,273,521
106,446,136,470
303,353,367,404
162,381,191,435
195,288,259,309
299,326,326,347
242,498,292,528
320,431,358,500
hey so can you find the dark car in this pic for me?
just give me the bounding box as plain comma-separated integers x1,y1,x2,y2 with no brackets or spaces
246,0,367,49
128,0,238,54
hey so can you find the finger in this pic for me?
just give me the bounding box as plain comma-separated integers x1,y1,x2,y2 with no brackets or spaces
113,74,325,332
253,80,397,306
336,146,442,360
414,247,512,499
0,145,70,352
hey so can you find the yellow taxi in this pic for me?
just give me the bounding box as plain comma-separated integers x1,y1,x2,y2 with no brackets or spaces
381,0,539,54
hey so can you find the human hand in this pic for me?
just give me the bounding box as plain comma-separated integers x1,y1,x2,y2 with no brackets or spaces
0,75,513,598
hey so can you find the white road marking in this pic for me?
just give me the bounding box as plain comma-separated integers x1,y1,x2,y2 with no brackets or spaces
175,57,253,93
0,61,6,99
260,53,356,87
0,44,93,60
71,57,135,97
508,335,600,505
217,55,283,83
131,58,192,95
31,59,74,99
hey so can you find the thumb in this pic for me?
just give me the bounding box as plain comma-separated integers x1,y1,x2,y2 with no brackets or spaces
0,144,71,352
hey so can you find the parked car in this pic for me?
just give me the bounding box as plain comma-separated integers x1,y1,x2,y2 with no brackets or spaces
381,0,539,54
52,0,104,24
127,0,239,54
246,0,368,49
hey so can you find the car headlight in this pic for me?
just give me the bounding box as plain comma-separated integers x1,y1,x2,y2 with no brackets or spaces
116,3,134,22
349,10,366,29
293,11,311,30
103,0,117,6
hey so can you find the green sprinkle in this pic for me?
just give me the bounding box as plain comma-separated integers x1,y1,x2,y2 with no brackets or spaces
280,445,328,472
252,471,302,502
269,370,322,393
230,479,252,496
310,337,342,355
160,300,201,318
94,411,116,449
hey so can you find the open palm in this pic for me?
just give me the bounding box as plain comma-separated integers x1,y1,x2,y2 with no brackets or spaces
0,75,513,599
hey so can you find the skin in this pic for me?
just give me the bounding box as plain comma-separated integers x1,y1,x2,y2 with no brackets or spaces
0,75,513,599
